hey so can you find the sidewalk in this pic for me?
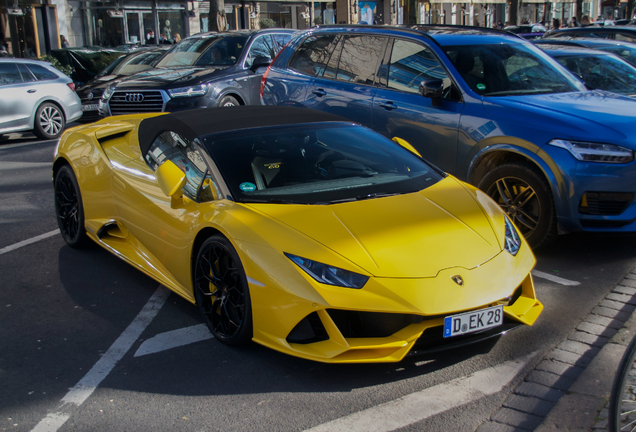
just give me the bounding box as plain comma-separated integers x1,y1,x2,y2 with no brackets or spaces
475,267,636,432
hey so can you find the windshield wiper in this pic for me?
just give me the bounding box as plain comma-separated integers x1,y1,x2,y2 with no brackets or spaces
320,192,403,204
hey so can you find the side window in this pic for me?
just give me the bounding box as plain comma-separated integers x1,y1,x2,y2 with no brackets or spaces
0,63,23,85
335,35,386,85
26,64,59,81
387,39,451,95
145,131,217,201
616,33,636,43
272,33,292,51
245,35,276,69
17,64,36,82
288,34,338,77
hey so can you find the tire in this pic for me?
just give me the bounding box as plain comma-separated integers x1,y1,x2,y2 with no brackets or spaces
609,334,636,432
54,165,89,248
193,234,253,345
219,95,239,107
478,162,556,250
34,102,65,140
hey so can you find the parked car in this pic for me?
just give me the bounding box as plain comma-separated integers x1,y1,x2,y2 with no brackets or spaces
53,106,542,362
0,58,82,140
534,38,636,67
536,44,636,97
76,47,169,122
98,29,294,117
504,23,547,40
543,26,636,43
262,25,636,249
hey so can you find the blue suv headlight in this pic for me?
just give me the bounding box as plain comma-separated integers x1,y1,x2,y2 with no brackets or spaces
504,215,521,256
549,139,634,163
168,84,210,98
285,253,369,289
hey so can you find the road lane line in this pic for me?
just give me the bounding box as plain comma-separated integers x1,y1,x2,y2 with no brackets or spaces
304,352,536,432
134,323,213,357
30,285,170,432
0,230,59,256
531,270,580,286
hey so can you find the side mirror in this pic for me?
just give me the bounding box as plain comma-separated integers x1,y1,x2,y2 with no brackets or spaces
419,79,444,107
251,55,272,71
392,137,423,158
156,160,186,198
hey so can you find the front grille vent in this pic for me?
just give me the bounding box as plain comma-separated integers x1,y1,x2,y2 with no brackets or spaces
109,90,164,115
579,192,633,216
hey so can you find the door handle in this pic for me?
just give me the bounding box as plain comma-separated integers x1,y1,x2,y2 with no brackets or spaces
312,89,327,97
27,89,37,93
378,101,397,110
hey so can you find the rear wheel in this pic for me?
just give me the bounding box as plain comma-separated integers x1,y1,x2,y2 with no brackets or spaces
219,95,239,107
34,102,65,140
478,162,556,250
54,165,89,248
194,235,252,345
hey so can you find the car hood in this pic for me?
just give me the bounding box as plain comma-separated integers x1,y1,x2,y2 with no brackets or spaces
482,91,636,144
112,67,228,89
246,177,503,278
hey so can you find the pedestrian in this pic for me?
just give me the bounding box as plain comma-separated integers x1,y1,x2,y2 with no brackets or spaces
173,33,181,44
60,35,70,48
146,30,156,44
552,18,560,30
581,15,591,26
570,16,579,27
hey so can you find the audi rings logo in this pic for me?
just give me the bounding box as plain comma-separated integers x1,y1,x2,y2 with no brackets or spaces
125,93,145,103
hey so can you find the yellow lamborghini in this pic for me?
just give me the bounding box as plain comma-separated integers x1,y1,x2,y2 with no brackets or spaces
53,106,542,363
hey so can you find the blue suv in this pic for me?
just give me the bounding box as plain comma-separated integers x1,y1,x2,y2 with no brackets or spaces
261,25,636,248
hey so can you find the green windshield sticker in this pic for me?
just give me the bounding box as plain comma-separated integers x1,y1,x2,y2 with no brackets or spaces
239,182,256,192
476,83,486,90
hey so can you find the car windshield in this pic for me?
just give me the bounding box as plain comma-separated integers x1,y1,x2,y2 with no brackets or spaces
554,53,636,96
203,123,443,204
155,35,248,68
109,51,166,76
444,43,586,96
600,45,636,67
96,55,126,77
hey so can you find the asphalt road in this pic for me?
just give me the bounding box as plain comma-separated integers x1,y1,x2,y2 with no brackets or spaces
2,131,636,432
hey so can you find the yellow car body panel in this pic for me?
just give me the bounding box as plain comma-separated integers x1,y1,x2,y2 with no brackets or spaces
53,113,542,363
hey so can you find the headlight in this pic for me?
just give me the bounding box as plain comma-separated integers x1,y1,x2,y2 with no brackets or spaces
548,139,634,163
285,253,369,289
504,215,521,256
168,84,210,98
102,85,115,100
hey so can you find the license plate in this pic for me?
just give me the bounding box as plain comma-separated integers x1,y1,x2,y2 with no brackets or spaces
443,305,503,338
82,104,99,111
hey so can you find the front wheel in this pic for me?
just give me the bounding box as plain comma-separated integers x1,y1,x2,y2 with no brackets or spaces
478,162,556,250
219,95,239,107
193,235,252,345
54,165,89,248
34,102,65,140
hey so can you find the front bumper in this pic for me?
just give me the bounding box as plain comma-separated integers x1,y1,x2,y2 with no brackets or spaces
243,241,541,363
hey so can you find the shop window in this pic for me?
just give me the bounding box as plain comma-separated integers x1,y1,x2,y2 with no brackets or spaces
158,12,185,44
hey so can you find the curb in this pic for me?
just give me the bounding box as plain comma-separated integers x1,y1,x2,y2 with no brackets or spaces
474,268,636,431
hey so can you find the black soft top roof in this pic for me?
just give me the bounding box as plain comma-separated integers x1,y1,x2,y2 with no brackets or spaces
138,106,351,156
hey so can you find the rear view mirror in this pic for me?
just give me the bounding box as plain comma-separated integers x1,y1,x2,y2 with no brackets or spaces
156,160,186,198
392,137,423,158
419,79,444,107
251,56,272,71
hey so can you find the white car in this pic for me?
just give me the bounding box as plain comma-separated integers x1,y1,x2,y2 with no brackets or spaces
0,58,82,140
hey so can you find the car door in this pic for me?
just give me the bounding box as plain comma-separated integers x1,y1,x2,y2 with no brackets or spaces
303,34,388,127
111,130,219,295
371,38,464,173
241,33,287,104
0,62,40,132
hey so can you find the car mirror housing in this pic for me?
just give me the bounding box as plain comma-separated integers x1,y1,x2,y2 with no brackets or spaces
251,55,272,71
156,160,187,198
419,79,444,107
392,137,423,158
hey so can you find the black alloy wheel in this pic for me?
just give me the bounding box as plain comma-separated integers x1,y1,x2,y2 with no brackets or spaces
34,102,65,140
194,235,252,345
479,162,556,250
54,165,88,248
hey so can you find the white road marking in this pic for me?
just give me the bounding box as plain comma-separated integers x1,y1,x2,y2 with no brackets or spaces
0,230,59,256
30,286,170,432
0,161,53,169
531,269,580,286
304,352,536,432
134,323,213,357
